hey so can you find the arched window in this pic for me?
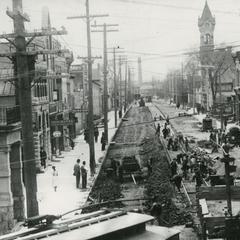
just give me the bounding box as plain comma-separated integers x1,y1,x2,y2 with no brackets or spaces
204,34,211,44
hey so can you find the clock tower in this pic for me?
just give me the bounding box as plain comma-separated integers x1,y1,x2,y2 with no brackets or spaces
198,1,215,65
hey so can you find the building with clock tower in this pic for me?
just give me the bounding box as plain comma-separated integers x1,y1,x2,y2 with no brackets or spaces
198,1,216,109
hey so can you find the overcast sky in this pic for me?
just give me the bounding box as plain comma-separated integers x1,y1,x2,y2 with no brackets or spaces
1,0,240,81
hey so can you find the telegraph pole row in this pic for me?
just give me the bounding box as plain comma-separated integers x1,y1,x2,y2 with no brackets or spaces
91,23,118,143
111,47,124,128
67,0,108,175
0,0,67,217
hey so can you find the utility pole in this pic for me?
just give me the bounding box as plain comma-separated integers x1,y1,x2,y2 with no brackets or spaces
124,60,128,112
0,0,67,217
219,71,223,129
119,55,122,112
192,72,196,114
91,23,118,143
138,57,143,86
12,0,38,217
128,67,131,104
181,62,184,108
67,0,108,175
113,47,117,128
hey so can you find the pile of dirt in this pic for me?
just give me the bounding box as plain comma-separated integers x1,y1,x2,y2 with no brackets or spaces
144,152,192,226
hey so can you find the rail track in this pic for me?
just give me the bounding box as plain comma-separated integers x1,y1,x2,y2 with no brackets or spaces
149,102,212,235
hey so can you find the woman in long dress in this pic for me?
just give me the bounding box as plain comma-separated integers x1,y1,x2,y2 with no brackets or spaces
52,166,58,192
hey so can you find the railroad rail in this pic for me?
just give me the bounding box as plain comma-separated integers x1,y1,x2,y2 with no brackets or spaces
151,102,208,206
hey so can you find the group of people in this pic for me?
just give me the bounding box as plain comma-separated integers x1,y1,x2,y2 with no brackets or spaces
84,127,100,143
84,127,107,151
171,148,217,191
209,129,227,153
73,159,88,189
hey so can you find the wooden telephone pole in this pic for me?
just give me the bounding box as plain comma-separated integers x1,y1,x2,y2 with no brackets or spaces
91,23,118,143
0,0,67,217
124,60,128,112
67,0,108,175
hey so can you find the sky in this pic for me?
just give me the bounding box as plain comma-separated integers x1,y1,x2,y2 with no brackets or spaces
1,0,240,81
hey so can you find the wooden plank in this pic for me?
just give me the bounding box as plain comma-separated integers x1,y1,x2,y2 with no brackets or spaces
199,198,209,215
197,186,240,200
55,210,106,226
204,216,225,232
68,211,125,230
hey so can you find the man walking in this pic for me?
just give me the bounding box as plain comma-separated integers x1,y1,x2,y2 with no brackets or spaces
73,159,81,188
40,147,47,169
81,161,88,189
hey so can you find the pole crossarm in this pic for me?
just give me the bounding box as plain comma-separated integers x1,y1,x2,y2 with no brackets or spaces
67,14,109,19
91,24,119,27
0,28,67,39
0,49,69,57
92,30,118,33
6,9,30,22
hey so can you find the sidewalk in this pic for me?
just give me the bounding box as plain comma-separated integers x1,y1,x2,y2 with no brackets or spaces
37,110,117,216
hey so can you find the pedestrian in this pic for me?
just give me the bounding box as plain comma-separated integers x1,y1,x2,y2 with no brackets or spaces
192,167,203,187
155,123,161,137
111,158,117,176
167,137,173,150
162,126,168,139
150,196,163,226
94,126,99,143
184,137,189,152
172,138,178,151
81,161,88,189
172,174,182,192
147,158,153,176
101,132,106,151
40,147,47,169
70,139,75,150
84,128,89,143
170,159,178,176
73,159,81,188
117,162,124,183
118,108,122,119
52,166,58,192
224,117,228,129
182,156,189,180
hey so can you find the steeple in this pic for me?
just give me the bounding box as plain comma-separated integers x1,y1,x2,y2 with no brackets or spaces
198,1,215,27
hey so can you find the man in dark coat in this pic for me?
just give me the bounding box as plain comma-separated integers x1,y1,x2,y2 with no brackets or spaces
40,147,47,169
101,132,106,151
81,161,88,189
73,159,81,188
94,127,99,143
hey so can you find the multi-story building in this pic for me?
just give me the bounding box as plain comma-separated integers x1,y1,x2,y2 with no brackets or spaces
70,64,103,133
198,1,236,113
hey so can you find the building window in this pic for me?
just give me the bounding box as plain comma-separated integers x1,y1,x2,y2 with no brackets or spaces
204,34,211,44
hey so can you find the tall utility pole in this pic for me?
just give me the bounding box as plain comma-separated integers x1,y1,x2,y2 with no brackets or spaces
118,55,122,112
91,23,118,143
219,72,223,129
113,47,117,128
124,60,128,112
128,67,131,104
12,0,38,217
138,57,142,86
1,0,67,217
181,62,184,108
67,0,108,175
